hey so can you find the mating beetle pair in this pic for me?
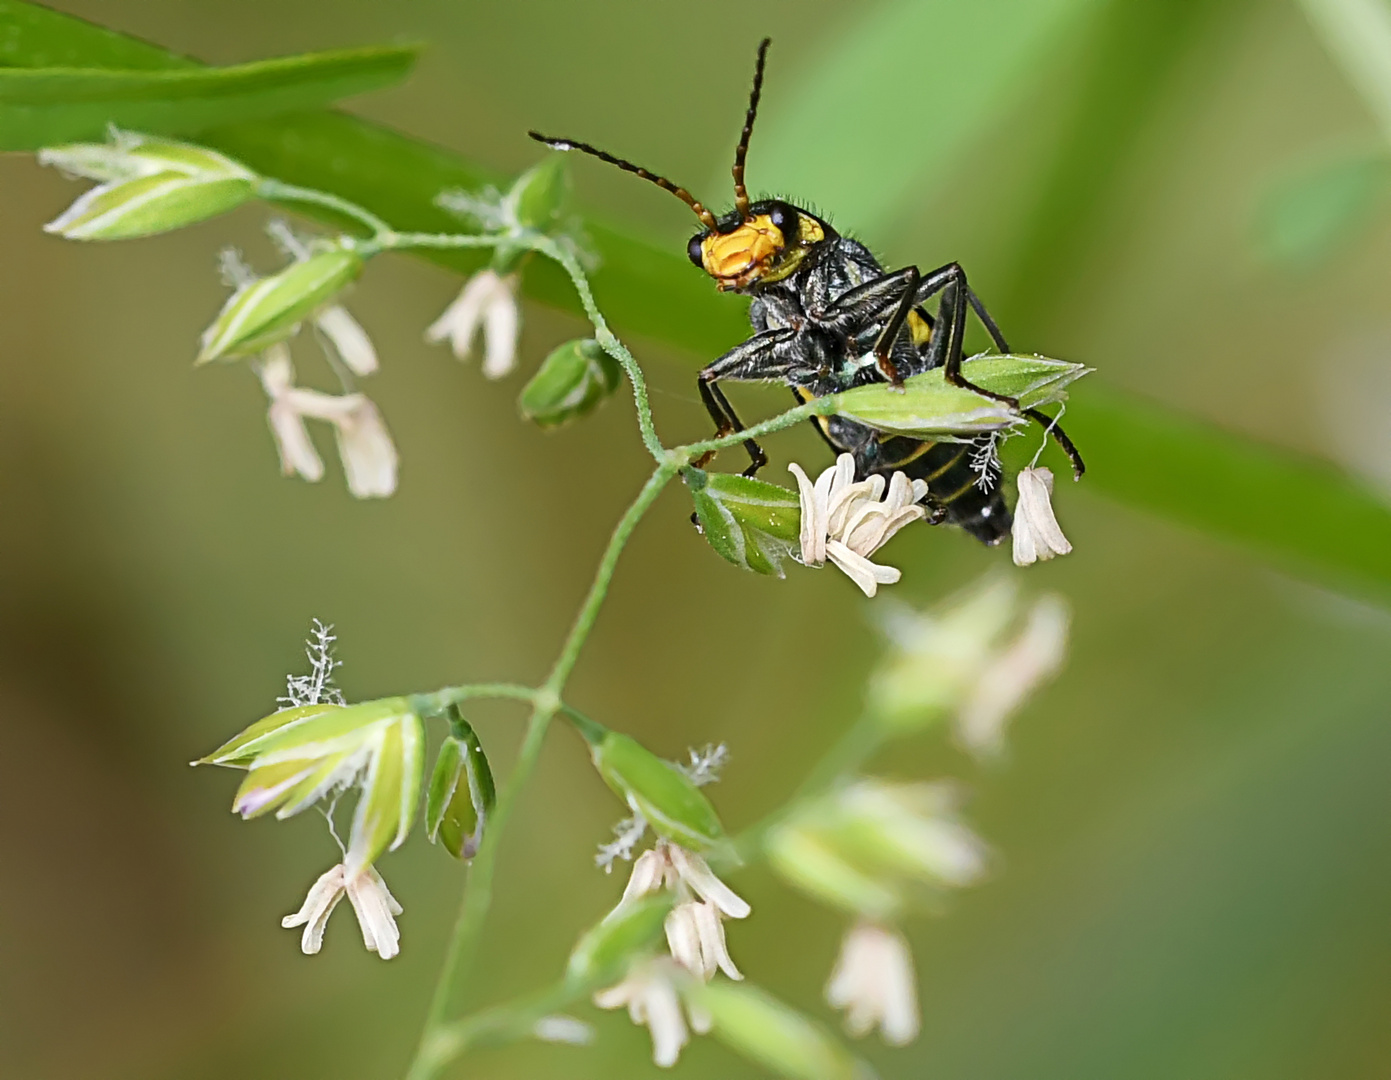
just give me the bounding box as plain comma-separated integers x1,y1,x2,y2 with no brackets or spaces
533,39,1082,545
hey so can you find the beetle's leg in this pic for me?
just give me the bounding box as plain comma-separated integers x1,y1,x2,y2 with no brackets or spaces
696,376,767,474
869,265,922,387
918,263,1019,409
820,266,918,325
693,327,796,472
1024,406,1086,479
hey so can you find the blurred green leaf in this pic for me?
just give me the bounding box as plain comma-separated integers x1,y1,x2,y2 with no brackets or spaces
1257,147,1391,264
0,46,418,151
1067,381,1391,602
746,0,1108,237
1299,0,1391,141
9,0,1391,603
996,0,1228,323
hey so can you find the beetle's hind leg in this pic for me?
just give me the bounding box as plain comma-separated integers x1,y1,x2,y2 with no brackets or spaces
919,264,1019,410
1024,407,1086,479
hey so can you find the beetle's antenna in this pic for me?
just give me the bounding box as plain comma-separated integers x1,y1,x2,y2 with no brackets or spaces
529,131,718,229
731,38,770,220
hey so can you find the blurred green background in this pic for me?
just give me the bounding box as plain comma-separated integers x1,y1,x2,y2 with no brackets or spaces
2,1,1390,1078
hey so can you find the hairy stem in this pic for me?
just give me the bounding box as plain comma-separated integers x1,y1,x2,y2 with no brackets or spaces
531,235,665,463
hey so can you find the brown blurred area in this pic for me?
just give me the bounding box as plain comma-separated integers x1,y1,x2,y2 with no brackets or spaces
1,2,1390,1079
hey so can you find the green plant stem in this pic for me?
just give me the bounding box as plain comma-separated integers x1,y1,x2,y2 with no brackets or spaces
422,980,590,1065
405,463,676,1080
410,682,537,716
531,235,665,463
256,177,395,236
731,716,885,864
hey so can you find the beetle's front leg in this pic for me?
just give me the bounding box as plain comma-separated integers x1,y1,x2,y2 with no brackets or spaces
693,328,796,473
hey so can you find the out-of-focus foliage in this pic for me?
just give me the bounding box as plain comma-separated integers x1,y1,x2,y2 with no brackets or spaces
3,2,1391,1080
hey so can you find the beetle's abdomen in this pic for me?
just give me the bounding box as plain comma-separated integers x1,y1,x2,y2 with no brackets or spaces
860,435,1011,546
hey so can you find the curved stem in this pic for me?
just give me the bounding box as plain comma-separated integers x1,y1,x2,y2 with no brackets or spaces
256,178,395,236
673,395,839,462
531,236,665,463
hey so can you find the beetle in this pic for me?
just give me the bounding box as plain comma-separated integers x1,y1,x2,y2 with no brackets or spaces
531,38,1081,544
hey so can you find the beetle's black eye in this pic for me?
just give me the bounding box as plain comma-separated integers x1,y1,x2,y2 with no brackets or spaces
687,234,706,267
767,202,797,239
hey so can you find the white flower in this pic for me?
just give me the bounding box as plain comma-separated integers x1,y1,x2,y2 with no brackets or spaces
594,958,709,1067
425,269,521,379
955,593,1069,757
617,841,749,982
825,922,919,1046
621,841,751,920
315,304,378,376
789,453,930,597
258,346,324,483
281,862,403,959
665,900,743,980
255,352,399,498
1011,466,1072,566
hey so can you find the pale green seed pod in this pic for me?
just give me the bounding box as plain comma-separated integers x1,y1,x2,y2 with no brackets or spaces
686,469,801,577
41,135,257,240
590,730,726,853
832,355,1089,438
518,338,622,428
197,248,363,362
691,981,867,1080
425,713,496,860
508,152,571,231
566,894,674,986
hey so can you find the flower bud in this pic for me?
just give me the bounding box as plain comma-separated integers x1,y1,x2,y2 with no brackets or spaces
866,577,1020,732
41,135,256,241
518,338,621,428
507,152,571,231
590,731,726,853
198,248,363,363
832,355,1089,438
566,894,674,986
425,714,496,860
690,981,865,1080
766,780,987,922
765,822,902,920
686,469,801,577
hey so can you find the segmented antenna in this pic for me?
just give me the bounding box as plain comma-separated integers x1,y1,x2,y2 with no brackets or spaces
732,38,771,219
529,131,717,229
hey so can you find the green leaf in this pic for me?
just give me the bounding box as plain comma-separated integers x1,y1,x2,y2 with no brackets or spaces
0,45,418,151
12,2,1391,603
1257,148,1391,264
686,468,801,577
1066,382,1391,602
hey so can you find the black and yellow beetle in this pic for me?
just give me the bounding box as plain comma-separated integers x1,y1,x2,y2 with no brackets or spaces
532,39,1082,544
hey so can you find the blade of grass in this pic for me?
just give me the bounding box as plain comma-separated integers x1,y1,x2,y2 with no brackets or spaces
743,0,1108,238
5,1,1391,601
0,46,418,150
